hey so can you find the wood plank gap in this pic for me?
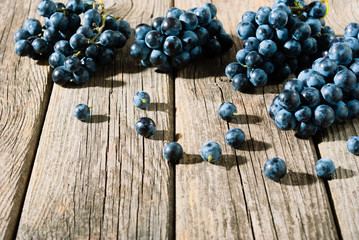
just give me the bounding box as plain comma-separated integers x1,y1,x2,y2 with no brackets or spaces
312,135,343,240
12,79,54,239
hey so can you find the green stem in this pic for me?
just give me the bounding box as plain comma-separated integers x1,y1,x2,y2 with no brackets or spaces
208,155,213,162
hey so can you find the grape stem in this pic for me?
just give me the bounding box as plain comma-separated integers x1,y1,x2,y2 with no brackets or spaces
233,112,240,116
208,155,213,162
141,99,147,103
320,0,329,21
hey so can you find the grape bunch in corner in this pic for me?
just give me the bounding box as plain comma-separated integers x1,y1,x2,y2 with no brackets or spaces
14,0,131,86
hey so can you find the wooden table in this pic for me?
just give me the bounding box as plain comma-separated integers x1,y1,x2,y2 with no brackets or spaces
1,0,359,239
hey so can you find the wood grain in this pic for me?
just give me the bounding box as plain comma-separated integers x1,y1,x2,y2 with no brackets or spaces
16,0,175,238
175,0,338,239
0,0,52,239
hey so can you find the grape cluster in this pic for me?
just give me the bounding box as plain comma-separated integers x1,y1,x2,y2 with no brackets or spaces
14,0,131,86
269,22,359,138
129,3,234,72
225,0,334,91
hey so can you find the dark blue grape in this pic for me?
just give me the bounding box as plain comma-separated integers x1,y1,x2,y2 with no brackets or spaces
14,29,31,42
171,51,190,69
180,30,199,51
334,101,348,123
105,16,120,31
295,121,318,138
99,30,122,48
295,106,312,122
194,27,210,46
328,42,353,65
315,158,335,179
301,87,321,108
194,7,212,26
284,78,304,93
166,7,185,18
15,40,32,56
70,33,88,50
133,91,150,109
201,141,222,163
249,69,267,87
245,51,263,68
344,22,359,38
85,44,99,58
135,117,156,138
135,24,152,40
152,17,165,32
52,66,72,84
264,158,287,181
225,128,245,149
232,73,250,92
255,6,271,25
256,24,273,41
307,71,326,89
307,1,327,19
68,13,81,30
347,99,359,119
161,17,182,36
23,19,42,36
83,9,102,28
306,18,321,36
321,83,343,105
97,47,115,65
225,62,246,79
203,3,217,18
312,57,338,78
218,102,239,122
275,27,289,42
43,27,61,43
144,30,163,49
236,49,249,65
236,22,256,40
54,40,73,56
350,61,359,78
50,12,69,31
129,40,150,60
64,55,81,72
149,50,168,66
73,104,90,121
163,142,183,164
66,0,85,14
49,52,65,68
243,37,259,51
179,12,198,31
290,22,311,41
118,20,131,39
163,36,182,56
81,57,97,75
242,11,256,24
278,89,301,111
261,61,275,75
189,46,202,60
333,69,357,93
268,9,288,29
258,40,277,58
344,37,359,57
37,0,56,17
275,109,297,130
301,37,318,55
31,38,48,54
206,19,223,36
73,66,90,85
347,136,359,155
313,104,335,128
283,39,301,57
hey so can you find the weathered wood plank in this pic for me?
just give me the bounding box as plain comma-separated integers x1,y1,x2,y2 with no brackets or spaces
16,0,175,238
175,0,338,239
0,0,52,239
314,1,359,239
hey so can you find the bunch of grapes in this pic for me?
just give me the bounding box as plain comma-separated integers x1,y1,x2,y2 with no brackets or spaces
129,3,234,72
269,22,359,138
225,0,335,91
14,0,131,86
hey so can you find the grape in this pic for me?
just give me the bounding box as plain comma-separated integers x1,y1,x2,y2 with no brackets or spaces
15,40,32,56
83,9,102,27
145,30,164,49
50,12,69,30
37,0,56,17
179,12,198,31
70,33,88,50
52,66,72,84
161,17,182,36
149,50,168,66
